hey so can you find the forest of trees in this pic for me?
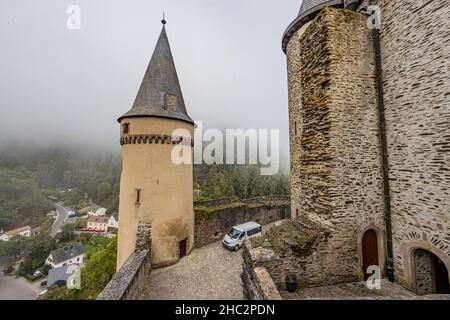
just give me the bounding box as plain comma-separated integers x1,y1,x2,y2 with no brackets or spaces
0,167,54,230
194,164,289,200
0,145,120,229
0,144,289,230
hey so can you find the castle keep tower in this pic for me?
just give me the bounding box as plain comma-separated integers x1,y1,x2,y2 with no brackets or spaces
283,0,387,284
280,0,450,294
117,22,195,269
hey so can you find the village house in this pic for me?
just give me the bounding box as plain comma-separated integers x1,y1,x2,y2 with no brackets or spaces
88,207,107,217
0,226,32,241
87,216,109,234
45,243,84,269
31,226,41,236
108,212,119,230
47,266,70,288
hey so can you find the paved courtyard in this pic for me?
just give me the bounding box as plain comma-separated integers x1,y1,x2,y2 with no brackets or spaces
281,280,450,300
144,241,244,300
0,263,41,300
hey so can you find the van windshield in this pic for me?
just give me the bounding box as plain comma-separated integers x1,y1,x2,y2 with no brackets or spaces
227,228,241,239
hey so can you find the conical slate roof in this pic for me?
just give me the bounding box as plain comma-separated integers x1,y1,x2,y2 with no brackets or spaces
119,25,194,124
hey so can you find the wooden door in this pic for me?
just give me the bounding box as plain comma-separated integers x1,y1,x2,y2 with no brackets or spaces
179,238,187,259
362,230,379,280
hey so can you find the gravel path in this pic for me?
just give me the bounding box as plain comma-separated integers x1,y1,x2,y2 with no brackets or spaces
144,241,244,300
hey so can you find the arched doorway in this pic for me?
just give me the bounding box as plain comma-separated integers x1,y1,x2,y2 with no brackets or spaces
362,229,379,280
414,249,450,295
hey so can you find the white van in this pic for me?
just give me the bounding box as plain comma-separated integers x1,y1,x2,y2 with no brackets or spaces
222,222,262,251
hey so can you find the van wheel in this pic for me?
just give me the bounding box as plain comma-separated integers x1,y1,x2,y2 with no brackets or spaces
234,245,240,251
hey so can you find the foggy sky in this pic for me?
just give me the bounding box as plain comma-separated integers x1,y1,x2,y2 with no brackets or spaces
0,0,301,164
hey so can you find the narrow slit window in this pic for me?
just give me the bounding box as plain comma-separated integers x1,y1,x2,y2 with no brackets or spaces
135,188,142,205
123,123,130,135
294,122,298,136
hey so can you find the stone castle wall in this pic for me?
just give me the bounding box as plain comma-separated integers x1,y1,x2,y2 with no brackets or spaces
98,222,152,300
97,249,152,300
194,196,290,248
379,0,450,289
285,7,385,285
242,219,342,298
241,242,283,300
414,249,435,296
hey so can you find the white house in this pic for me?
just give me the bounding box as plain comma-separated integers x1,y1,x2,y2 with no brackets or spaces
87,216,109,233
0,233,9,241
88,207,107,217
0,226,32,241
108,212,119,230
46,243,84,269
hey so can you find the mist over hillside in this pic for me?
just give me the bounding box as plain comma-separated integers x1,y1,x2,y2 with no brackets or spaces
0,141,289,230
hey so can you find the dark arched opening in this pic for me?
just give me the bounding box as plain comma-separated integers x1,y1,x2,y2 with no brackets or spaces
414,249,450,295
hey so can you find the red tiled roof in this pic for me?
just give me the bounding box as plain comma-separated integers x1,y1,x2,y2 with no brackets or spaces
31,226,42,235
5,226,31,236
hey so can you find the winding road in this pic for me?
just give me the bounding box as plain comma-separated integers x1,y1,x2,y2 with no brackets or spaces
50,203,69,237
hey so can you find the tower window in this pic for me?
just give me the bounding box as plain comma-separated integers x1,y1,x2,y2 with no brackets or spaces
123,123,130,135
294,122,298,135
135,188,142,205
162,93,177,112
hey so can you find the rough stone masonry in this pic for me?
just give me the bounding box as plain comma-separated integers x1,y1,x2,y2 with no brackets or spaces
247,0,450,298
285,7,385,286
379,0,450,291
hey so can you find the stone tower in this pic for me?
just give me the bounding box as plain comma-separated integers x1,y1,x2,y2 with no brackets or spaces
281,0,450,293
117,22,195,269
283,0,387,284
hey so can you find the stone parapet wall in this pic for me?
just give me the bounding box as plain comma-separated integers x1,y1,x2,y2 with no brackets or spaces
98,221,152,300
242,219,362,297
97,249,152,300
194,196,241,208
242,242,282,300
194,196,290,248
242,196,291,205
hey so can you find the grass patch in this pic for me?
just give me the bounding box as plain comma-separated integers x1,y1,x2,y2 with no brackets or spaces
194,206,215,222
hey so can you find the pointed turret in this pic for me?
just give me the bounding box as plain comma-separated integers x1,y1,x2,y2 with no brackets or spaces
119,24,194,124
117,20,195,269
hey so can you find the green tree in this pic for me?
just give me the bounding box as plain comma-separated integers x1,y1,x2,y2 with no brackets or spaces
16,233,56,276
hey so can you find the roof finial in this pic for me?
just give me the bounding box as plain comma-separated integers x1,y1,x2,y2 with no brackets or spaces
161,12,167,25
